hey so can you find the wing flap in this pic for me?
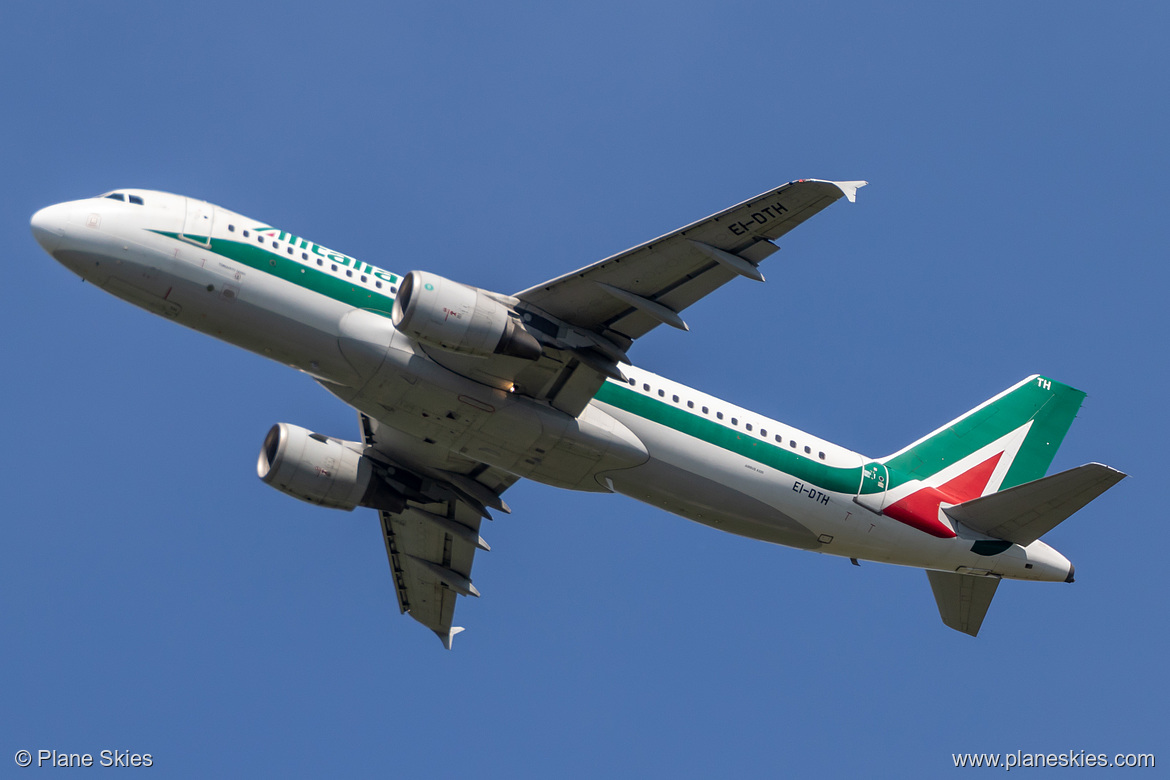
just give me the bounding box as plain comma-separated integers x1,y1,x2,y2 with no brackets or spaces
943,463,1126,546
926,570,1000,637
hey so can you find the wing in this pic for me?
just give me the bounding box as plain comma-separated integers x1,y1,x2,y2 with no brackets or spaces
358,413,518,649
500,179,863,415
515,179,865,344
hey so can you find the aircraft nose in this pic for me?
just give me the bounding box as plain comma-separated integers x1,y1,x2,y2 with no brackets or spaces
31,202,70,254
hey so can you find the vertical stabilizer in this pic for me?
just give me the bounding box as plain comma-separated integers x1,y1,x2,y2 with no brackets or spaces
881,375,1086,492
857,376,1090,537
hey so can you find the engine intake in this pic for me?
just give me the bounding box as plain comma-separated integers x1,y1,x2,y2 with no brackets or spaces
257,423,404,512
392,270,541,360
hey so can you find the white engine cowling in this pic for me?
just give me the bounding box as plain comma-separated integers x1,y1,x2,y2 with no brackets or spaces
257,423,395,511
391,270,541,360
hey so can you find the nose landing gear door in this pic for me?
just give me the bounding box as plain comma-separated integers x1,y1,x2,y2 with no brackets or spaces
181,198,214,247
855,461,888,514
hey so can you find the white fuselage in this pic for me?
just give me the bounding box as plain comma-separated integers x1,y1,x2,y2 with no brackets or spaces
31,190,1074,585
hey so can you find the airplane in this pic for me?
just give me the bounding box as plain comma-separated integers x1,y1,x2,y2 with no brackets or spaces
30,179,1125,647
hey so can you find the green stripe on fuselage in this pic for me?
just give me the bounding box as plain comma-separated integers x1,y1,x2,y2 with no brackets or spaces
151,231,397,316
594,381,863,494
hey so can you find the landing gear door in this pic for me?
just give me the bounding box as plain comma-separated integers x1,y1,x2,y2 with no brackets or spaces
181,198,214,247
855,461,888,513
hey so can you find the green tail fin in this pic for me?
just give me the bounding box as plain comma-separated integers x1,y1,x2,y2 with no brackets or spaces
881,375,1086,491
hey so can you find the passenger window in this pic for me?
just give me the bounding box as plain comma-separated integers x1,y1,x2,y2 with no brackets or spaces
243,230,250,237
761,429,767,437
361,275,367,283
658,389,665,397
804,446,812,454
818,452,826,460
287,247,294,255
376,281,382,289
643,384,650,392
672,395,679,403
790,441,797,449
775,434,782,442
716,412,723,420
331,264,338,271
228,224,235,232
257,235,264,243
745,423,752,431
346,270,353,277
317,259,323,266
390,286,398,294
628,378,636,385
702,406,709,414
687,400,694,409
302,253,308,260
731,418,738,426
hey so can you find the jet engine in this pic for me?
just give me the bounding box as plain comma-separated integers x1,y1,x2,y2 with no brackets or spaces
391,270,541,360
257,423,404,512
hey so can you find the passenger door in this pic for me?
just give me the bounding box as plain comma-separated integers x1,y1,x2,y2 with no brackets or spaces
181,198,214,246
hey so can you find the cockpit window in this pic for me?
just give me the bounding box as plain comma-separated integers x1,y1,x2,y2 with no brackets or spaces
101,192,145,205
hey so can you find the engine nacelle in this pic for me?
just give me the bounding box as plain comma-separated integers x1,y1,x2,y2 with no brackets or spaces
391,270,541,360
257,423,403,511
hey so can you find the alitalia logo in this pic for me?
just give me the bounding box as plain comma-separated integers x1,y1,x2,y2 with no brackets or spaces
150,223,403,318
249,227,399,286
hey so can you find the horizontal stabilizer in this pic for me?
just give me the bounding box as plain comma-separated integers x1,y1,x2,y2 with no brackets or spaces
943,463,1126,546
927,570,1000,637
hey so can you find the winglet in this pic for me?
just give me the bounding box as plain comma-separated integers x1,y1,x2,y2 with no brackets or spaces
436,626,465,650
832,180,868,203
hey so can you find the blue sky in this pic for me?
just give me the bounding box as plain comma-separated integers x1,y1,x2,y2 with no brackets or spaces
2,2,1166,776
